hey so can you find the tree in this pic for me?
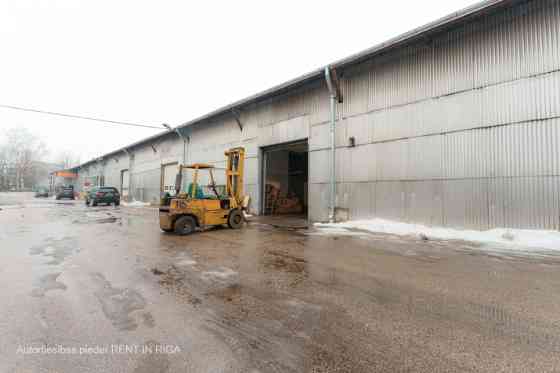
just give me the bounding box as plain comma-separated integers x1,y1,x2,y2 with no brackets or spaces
1,127,48,190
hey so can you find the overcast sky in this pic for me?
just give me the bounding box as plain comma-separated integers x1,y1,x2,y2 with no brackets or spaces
0,0,478,164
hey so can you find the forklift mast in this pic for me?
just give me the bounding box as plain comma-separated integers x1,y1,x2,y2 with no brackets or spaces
225,147,244,205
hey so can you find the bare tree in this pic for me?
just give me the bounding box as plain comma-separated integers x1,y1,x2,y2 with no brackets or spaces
1,127,48,190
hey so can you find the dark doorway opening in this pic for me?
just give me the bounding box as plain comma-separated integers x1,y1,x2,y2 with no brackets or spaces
262,141,308,217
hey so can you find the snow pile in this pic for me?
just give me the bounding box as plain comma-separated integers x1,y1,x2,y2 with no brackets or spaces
315,218,560,251
121,200,151,207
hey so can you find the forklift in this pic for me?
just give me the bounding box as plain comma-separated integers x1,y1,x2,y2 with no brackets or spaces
159,147,246,235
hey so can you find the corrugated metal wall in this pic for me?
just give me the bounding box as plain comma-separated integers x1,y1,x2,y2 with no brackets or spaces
309,0,560,229
78,0,560,230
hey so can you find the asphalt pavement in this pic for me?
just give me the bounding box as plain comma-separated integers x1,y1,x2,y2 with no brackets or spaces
1,192,560,373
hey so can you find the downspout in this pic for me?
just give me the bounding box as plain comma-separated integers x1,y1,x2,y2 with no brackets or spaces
324,67,337,223
176,129,187,165
123,148,132,202
96,157,104,186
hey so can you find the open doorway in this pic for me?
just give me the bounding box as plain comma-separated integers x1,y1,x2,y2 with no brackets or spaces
262,140,308,218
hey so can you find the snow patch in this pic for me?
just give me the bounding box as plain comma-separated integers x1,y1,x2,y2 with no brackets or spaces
315,218,560,251
0,205,20,210
176,259,197,266
201,267,238,281
307,226,365,236
121,200,151,207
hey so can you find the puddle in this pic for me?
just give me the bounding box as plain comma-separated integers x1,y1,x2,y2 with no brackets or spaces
91,272,150,331
153,265,202,306
141,312,156,328
31,272,67,297
208,283,241,303
261,250,306,274
29,237,79,265
72,211,121,225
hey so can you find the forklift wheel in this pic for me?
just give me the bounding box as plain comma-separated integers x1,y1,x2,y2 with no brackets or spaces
227,210,244,229
175,216,196,235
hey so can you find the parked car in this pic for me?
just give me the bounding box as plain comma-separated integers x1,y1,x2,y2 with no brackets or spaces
34,187,49,198
56,186,75,200
84,187,98,205
86,187,120,206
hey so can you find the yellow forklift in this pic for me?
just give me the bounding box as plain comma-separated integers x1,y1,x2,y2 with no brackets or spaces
159,147,246,235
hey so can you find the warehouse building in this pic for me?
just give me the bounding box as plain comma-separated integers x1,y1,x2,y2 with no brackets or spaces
77,0,560,230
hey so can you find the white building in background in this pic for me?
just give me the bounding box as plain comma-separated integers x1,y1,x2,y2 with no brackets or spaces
76,0,560,230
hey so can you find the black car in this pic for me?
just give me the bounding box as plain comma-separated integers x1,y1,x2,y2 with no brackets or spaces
86,187,120,206
56,186,75,200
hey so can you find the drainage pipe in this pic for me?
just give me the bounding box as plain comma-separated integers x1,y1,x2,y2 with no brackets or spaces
175,129,188,164
324,67,337,223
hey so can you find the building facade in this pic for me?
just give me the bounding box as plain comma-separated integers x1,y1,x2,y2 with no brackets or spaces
77,0,560,230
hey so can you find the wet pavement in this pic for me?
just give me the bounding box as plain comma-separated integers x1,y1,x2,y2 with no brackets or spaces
2,192,560,372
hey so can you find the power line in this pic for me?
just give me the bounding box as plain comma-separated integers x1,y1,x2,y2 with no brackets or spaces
0,103,164,129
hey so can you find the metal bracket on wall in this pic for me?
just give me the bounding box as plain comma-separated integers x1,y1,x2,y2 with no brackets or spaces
231,108,243,131
177,128,190,143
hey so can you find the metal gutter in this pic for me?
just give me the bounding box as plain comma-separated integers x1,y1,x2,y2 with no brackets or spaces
77,0,513,169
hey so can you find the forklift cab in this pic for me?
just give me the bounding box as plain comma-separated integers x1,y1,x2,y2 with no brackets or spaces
174,163,227,202
161,164,222,205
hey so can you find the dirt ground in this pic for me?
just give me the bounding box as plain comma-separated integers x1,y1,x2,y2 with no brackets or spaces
1,192,560,373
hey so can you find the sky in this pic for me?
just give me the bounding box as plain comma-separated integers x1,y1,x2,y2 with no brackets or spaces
0,0,479,165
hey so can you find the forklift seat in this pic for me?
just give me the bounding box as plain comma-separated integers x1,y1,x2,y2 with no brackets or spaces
187,183,205,199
